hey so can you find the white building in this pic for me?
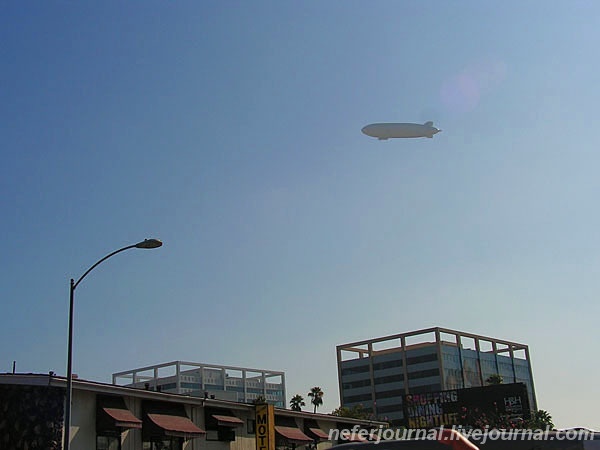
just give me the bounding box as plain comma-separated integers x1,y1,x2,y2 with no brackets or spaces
0,372,383,450
113,361,286,408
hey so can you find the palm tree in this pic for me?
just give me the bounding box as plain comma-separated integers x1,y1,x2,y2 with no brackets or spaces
485,374,503,385
290,394,305,411
307,387,324,413
526,410,555,430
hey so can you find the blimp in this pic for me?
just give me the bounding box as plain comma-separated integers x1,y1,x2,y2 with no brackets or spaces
361,121,441,140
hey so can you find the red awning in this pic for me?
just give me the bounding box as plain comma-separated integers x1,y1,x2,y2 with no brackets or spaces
341,433,367,442
309,427,330,440
212,415,244,427
102,407,142,429
148,413,206,438
275,426,314,443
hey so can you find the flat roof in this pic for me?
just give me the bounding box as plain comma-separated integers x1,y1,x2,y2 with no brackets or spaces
337,327,529,352
0,373,385,426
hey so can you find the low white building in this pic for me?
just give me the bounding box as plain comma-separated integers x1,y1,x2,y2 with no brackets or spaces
0,373,384,450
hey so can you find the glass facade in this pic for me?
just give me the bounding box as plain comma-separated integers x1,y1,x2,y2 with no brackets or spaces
338,328,536,426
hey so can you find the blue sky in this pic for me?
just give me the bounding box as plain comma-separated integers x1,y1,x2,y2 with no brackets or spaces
1,1,599,429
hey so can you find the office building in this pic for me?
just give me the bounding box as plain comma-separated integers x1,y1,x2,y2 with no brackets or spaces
337,327,537,426
113,361,286,408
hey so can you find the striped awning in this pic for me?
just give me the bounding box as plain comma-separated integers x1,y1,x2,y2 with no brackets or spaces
275,426,313,443
102,407,142,429
212,414,244,427
147,413,206,438
309,427,330,440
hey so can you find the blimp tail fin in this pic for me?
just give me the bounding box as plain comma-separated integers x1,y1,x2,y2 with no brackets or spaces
424,121,434,127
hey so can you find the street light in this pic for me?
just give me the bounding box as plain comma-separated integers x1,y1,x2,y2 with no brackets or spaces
63,238,162,450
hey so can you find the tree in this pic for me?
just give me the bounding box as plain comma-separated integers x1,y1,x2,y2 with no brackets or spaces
290,394,305,411
460,405,555,431
525,410,555,430
331,405,391,424
307,387,324,413
485,374,504,385
331,404,368,420
459,405,515,430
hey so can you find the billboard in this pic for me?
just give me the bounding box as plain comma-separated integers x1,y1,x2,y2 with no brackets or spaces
402,383,530,428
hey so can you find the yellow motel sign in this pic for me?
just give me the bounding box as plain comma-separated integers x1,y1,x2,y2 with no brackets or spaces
255,403,275,450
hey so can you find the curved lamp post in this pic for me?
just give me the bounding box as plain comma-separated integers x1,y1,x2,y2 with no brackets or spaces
63,238,162,450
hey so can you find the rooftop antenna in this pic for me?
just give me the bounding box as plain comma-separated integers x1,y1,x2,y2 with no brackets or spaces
12,361,16,374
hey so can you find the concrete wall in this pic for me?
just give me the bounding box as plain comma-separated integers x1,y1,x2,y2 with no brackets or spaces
70,389,96,449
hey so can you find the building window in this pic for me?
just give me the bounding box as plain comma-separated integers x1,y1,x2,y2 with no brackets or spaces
206,427,237,441
374,389,404,400
205,408,242,441
343,379,372,389
343,392,372,403
374,374,404,385
142,438,182,450
97,435,121,450
248,419,256,434
405,353,438,365
406,368,439,380
373,359,403,370
376,404,402,414
341,364,370,376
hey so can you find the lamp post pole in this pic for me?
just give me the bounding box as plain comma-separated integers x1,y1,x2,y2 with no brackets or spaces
63,238,162,450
